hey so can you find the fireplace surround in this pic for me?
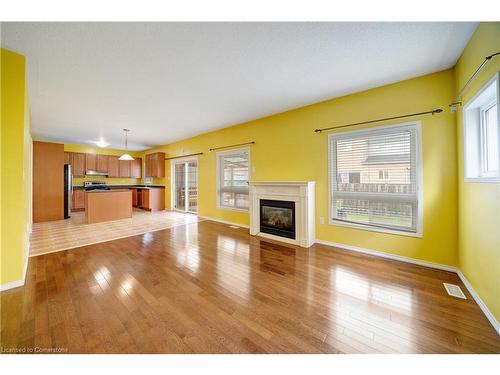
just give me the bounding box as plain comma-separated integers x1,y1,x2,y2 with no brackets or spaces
249,182,315,247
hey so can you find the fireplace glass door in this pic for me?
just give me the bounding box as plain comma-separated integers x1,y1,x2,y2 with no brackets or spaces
260,199,296,239
173,159,198,213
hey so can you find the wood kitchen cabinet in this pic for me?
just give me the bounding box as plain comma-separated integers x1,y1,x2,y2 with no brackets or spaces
96,154,108,173
141,188,165,211
119,159,131,177
107,156,120,177
132,188,138,207
33,141,65,222
71,152,86,177
85,153,97,171
64,151,71,165
130,157,142,178
72,189,85,211
145,152,165,177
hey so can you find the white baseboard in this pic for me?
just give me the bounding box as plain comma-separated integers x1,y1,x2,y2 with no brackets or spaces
0,235,30,292
0,279,25,292
456,269,500,336
314,239,457,273
199,215,249,229
315,238,499,336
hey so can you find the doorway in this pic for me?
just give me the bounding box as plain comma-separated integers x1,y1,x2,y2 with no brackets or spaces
172,159,198,213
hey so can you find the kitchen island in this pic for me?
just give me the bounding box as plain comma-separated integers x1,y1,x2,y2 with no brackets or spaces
85,189,133,224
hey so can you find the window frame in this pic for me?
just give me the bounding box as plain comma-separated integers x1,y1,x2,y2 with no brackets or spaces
463,72,500,183
216,147,250,212
328,121,423,238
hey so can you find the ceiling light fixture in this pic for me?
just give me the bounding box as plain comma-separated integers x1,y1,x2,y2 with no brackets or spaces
119,129,134,161
95,138,109,148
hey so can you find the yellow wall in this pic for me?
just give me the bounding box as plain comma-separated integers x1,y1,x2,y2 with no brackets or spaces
64,143,142,186
147,69,459,267
455,23,500,322
1,49,32,286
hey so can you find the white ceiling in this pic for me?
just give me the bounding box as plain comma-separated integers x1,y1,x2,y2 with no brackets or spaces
1,22,477,151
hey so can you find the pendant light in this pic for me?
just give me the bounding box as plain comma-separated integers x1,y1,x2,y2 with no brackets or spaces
119,129,134,161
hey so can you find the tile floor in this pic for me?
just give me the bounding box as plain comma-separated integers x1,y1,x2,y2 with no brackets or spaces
30,209,201,257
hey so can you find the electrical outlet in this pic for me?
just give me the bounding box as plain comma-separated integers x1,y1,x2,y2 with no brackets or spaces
319,217,325,224
252,167,256,173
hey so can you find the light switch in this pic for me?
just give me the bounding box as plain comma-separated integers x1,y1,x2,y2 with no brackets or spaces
319,217,325,224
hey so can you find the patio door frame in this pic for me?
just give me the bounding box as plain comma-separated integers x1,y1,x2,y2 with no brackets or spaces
171,157,198,214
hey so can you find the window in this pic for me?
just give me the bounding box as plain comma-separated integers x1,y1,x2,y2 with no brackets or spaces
464,73,500,182
378,170,389,180
217,148,249,210
329,122,422,236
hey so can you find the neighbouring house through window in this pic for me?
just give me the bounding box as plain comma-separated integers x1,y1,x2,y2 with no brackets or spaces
217,148,250,210
329,122,422,236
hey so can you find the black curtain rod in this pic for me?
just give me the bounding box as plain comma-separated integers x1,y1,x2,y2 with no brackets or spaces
314,109,443,133
450,51,500,108
165,152,203,160
209,141,255,151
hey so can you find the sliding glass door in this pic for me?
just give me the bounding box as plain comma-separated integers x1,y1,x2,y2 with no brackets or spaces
172,159,198,213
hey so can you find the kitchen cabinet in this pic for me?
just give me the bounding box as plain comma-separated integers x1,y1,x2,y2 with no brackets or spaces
108,156,119,178
33,141,65,222
96,154,108,173
145,152,165,178
72,189,85,211
130,157,142,178
132,189,138,207
64,152,71,165
119,159,131,178
141,188,165,211
85,153,97,171
72,152,86,177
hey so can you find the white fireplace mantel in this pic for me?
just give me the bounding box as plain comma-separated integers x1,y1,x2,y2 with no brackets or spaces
249,181,315,248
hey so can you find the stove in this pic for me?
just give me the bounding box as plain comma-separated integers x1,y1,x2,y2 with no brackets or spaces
84,181,111,191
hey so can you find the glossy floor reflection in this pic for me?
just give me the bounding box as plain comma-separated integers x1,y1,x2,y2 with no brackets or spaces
1,219,499,353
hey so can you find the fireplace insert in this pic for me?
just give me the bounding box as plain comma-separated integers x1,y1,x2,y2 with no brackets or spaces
260,199,295,239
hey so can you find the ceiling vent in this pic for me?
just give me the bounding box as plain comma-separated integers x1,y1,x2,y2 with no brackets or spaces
443,283,467,299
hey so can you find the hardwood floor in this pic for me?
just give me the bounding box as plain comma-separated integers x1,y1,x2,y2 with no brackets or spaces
1,220,499,353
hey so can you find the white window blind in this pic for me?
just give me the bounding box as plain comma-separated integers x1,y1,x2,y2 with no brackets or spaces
217,149,249,210
329,123,421,235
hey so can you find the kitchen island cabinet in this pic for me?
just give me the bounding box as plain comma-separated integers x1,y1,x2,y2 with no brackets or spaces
85,190,132,224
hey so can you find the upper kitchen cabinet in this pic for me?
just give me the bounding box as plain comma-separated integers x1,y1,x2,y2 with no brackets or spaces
145,152,165,177
85,153,97,172
96,154,109,173
119,159,131,178
131,157,142,178
108,156,120,177
71,152,86,177
64,152,72,165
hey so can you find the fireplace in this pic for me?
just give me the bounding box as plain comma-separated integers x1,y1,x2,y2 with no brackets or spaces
259,199,295,239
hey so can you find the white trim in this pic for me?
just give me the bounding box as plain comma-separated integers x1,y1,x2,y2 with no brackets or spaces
329,219,422,238
0,254,29,292
463,71,500,182
328,121,423,237
0,279,25,292
170,156,199,213
315,238,500,336
199,215,250,229
456,269,500,336
216,147,250,211
314,238,456,272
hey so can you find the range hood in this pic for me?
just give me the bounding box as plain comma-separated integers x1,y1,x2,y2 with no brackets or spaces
85,170,108,177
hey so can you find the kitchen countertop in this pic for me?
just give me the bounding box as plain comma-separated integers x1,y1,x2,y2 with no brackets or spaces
84,189,132,193
74,185,165,190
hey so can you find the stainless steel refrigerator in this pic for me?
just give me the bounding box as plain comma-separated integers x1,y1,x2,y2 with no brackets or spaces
64,164,72,219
